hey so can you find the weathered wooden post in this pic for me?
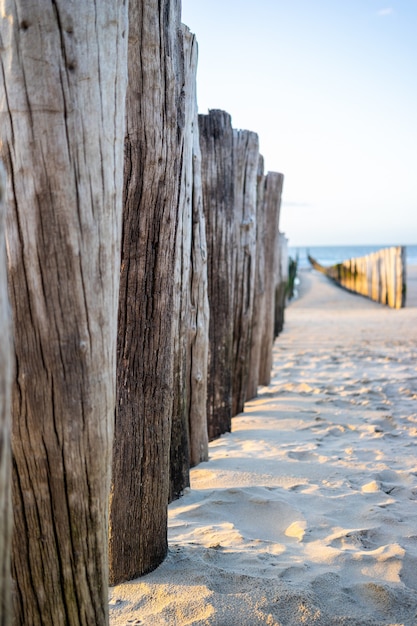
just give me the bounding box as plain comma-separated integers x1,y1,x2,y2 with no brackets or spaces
246,157,266,401
259,172,284,386
1,2,128,623
170,24,192,502
170,26,209,500
231,130,259,416
109,0,183,583
0,166,11,626
199,110,235,440
186,33,210,468
275,233,289,337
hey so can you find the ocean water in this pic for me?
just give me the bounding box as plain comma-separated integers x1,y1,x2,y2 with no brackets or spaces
289,244,417,270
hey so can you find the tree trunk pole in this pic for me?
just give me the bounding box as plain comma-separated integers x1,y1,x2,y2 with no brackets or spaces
0,165,12,626
109,0,183,583
0,3,128,624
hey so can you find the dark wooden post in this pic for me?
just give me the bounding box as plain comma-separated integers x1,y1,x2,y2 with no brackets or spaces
199,110,235,440
231,130,259,416
169,23,191,503
109,0,183,584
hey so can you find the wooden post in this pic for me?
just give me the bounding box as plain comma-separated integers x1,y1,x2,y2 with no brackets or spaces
199,110,235,440
399,247,406,308
109,0,183,584
275,233,289,337
272,176,285,340
0,166,11,626
386,247,395,308
259,172,284,386
371,252,381,303
231,130,259,416
1,3,128,623
246,157,266,401
186,31,210,468
170,24,192,502
170,25,210,498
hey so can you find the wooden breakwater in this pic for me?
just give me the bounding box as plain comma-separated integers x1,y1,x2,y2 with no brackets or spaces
0,4,289,616
308,246,406,309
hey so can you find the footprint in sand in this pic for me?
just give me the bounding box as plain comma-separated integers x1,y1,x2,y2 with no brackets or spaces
287,450,329,464
330,528,382,551
287,450,317,461
278,564,309,581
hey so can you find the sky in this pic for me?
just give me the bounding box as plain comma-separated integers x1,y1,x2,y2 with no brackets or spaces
181,0,417,247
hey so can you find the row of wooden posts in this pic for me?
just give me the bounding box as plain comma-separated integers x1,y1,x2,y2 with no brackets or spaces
308,246,406,309
0,4,286,624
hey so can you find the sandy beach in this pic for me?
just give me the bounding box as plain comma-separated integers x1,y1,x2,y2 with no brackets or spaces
110,266,417,626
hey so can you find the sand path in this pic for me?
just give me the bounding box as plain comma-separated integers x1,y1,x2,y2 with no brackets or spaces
110,268,417,626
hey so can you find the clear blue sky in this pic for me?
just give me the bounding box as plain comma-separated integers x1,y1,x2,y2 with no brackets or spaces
181,0,417,247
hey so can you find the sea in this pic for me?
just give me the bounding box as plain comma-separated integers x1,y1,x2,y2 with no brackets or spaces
288,244,417,270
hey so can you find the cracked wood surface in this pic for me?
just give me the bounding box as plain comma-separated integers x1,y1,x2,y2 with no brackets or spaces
0,2,128,624
0,165,12,626
109,0,183,585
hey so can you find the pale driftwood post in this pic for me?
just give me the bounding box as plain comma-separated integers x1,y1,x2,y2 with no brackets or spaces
186,30,210,468
1,3,128,623
259,172,284,386
110,0,183,583
231,130,259,416
246,157,266,401
199,110,235,440
0,166,11,626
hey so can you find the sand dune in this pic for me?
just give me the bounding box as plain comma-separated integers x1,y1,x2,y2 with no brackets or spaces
110,267,417,626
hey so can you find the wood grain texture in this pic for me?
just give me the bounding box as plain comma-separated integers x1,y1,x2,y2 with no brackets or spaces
170,24,192,502
199,110,235,441
170,27,209,493
259,172,284,386
0,2,128,624
109,0,183,583
231,130,259,416
188,45,210,468
246,156,266,401
0,166,12,626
